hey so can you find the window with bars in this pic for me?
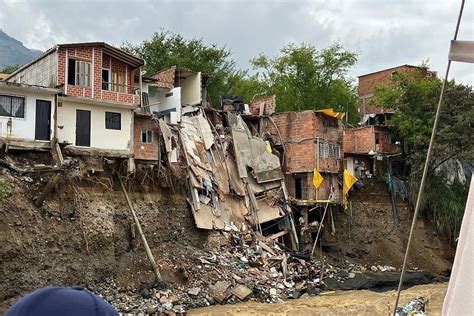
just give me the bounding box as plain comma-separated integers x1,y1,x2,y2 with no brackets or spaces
0,95,25,118
105,112,121,130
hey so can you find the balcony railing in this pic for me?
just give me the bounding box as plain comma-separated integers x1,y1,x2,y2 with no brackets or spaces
376,143,401,154
101,81,139,95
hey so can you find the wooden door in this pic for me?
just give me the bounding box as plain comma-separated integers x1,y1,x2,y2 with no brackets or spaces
75,109,91,146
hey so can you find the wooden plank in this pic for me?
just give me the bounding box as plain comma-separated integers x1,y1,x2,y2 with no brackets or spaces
63,146,133,158
268,229,288,240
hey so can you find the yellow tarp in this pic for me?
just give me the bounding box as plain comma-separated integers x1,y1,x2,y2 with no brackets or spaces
313,168,324,189
343,169,358,209
316,108,345,121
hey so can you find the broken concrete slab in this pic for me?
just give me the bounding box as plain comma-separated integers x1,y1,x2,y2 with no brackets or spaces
232,284,252,300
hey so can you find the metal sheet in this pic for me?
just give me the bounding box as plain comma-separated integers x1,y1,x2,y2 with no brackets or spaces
449,40,474,63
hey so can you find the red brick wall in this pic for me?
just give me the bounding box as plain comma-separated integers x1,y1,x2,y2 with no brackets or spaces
57,46,139,105
133,115,159,160
249,95,276,115
343,127,375,154
152,66,176,89
266,111,343,174
358,65,431,115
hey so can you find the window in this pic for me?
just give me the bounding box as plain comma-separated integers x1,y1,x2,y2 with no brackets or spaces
141,129,153,144
0,95,25,118
328,144,340,159
295,177,304,199
318,141,326,159
391,71,399,78
105,112,121,130
68,59,91,87
112,72,126,93
322,116,338,128
102,69,111,90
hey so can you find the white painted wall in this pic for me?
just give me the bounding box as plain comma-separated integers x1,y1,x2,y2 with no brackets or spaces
346,157,355,176
180,72,201,106
0,86,55,140
9,51,58,88
149,87,182,123
57,101,132,150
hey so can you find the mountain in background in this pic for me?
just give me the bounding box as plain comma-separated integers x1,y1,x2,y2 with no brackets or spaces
0,29,42,71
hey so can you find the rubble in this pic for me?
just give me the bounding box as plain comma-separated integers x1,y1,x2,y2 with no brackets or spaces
87,227,404,314
395,296,428,316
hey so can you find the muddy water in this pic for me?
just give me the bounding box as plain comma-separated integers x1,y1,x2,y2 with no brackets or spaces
189,283,447,316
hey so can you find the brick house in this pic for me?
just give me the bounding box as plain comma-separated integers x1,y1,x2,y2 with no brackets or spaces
358,64,436,116
5,42,144,156
263,110,344,205
343,122,401,178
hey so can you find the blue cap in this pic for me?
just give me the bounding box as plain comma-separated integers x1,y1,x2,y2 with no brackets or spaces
6,286,119,316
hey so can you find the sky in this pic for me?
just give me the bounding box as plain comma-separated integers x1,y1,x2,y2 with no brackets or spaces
1,0,473,85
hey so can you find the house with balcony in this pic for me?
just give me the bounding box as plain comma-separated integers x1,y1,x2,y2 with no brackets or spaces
343,115,401,179
5,42,144,157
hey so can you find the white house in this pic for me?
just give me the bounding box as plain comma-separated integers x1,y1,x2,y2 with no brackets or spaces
0,81,59,144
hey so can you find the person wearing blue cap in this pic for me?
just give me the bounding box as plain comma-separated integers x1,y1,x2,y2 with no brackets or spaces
6,286,119,316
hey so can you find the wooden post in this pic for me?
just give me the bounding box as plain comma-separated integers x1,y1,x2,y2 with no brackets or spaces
316,137,320,201
35,172,62,206
139,66,143,108
310,192,333,257
280,180,299,250
116,173,162,282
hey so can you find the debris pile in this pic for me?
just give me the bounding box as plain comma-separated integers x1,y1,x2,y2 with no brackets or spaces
89,226,401,314
395,296,428,316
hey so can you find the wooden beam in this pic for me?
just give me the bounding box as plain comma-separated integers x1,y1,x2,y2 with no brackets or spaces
63,146,133,158
116,173,162,282
35,173,62,206
268,229,288,240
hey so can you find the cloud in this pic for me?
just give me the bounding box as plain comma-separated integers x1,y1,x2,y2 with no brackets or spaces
0,0,472,84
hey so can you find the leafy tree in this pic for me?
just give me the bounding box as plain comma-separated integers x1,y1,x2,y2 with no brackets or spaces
1,64,19,74
374,70,474,241
240,42,359,123
124,30,237,107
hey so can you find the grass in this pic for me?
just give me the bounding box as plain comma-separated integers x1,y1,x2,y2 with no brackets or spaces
0,176,12,202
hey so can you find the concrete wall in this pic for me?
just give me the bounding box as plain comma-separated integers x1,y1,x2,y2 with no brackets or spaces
0,86,55,140
180,72,201,106
57,101,132,150
149,87,181,123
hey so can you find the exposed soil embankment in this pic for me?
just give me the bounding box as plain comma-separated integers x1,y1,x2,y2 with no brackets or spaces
0,167,207,313
0,162,454,314
328,178,454,275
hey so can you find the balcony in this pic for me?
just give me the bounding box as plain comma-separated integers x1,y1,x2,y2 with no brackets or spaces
376,143,401,154
101,82,141,105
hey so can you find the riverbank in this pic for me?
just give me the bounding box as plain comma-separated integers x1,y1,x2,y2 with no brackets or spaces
189,282,448,315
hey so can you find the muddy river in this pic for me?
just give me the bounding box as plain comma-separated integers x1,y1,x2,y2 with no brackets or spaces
189,283,447,315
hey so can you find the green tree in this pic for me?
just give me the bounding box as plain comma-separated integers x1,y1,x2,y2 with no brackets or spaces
374,70,474,241
125,30,237,107
1,64,19,74
242,42,359,123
